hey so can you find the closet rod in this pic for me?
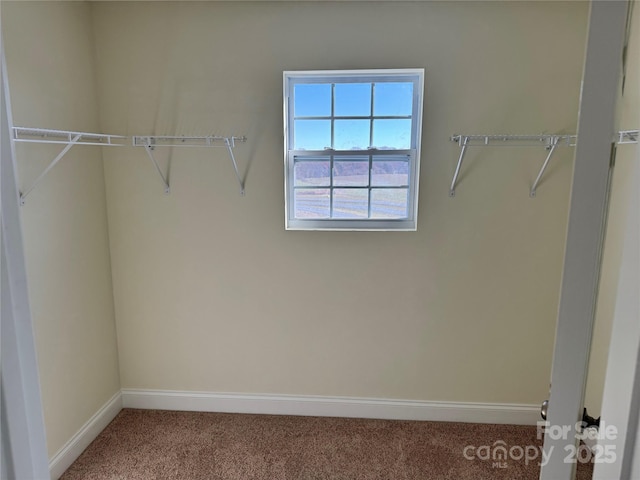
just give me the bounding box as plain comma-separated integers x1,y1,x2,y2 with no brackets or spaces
13,126,127,146
449,130,638,197
13,127,248,203
133,135,247,195
450,134,577,148
14,127,127,204
132,135,246,148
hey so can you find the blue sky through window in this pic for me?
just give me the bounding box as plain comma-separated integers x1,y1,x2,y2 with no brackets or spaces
335,83,371,116
285,70,423,229
334,120,369,150
293,82,413,150
374,83,413,116
294,120,330,150
374,119,411,149
294,84,331,116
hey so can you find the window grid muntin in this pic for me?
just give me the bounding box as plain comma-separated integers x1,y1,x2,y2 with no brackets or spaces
329,153,334,216
369,84,375,153
291,75,419,151
294,115,412,120
367,154,373,218
291,152,412,220
284,70,423,231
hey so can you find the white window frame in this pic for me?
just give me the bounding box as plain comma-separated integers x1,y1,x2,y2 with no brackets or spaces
283,69,425,231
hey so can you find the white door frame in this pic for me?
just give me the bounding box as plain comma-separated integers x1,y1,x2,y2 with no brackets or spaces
0,3,635,480
540,2,629,479
1,39,50,479
592,122,640,479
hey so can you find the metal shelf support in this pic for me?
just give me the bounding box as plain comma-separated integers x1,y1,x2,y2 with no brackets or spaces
13,128,248,202
141,142,171,194
225,137,245,196
449,133,576,198
618,129,639,144
132,135,246,148
13,127,127,146
19,134,81,205
132,135,247,195
449,130,638,198
449,135,469,197
13,127,127,204
530,137,560,198
450,133,577,148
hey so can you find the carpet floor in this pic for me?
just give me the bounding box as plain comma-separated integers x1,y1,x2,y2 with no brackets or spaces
61,409,594,479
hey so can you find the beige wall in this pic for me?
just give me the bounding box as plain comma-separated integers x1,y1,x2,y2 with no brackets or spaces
2,2,120,458
93,1,587,404
585,3,640,417
9,0,635,465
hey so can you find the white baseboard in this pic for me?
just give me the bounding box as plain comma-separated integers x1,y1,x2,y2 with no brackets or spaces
47,389,538,478
121,389,540,426
49,391,122,480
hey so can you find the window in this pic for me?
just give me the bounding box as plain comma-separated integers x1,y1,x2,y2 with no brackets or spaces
283,69,424,231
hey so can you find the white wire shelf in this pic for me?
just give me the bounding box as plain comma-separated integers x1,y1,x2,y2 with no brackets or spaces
618,129,639,144
450,134,577,148
449,131,638,197
133,135,247,195
13,127,127,146
132,135,246,148
14,127,635,203
12,127,248,203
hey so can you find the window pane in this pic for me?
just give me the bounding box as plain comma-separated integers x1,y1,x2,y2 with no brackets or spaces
334,119,370,150
333,158,369,186
333,188,369,218
372,159,409,186
373,82,413,116
294,120,331,150
294,161,330,187
294,189,330,218
285,70,423,230
334,83,371,117
294,84,331,117
370,188,409,219
372,119,411,150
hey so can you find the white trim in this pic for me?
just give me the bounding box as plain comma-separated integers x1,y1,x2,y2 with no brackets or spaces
593,136,640,479
48,392,122,480
1,42,50,480
540,3,628,480
283,69,424,231
121,389,539,425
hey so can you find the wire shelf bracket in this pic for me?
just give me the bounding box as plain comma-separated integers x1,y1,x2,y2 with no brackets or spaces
449,131,638,197
13,128,248,203
132,135,247,196
449,135,469,197
13,127,127,205
618,129,639,144
530,136,561,198
449,134,577,198
132,137,172,194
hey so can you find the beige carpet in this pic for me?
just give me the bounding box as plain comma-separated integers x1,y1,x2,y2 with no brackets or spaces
61,409,593,479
